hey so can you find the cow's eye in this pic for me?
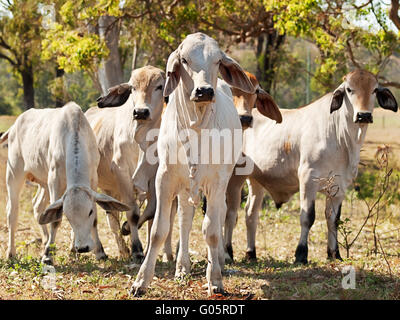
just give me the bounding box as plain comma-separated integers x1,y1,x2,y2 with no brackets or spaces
346,87,352,94
156,85,163,91
89,209,93,217
181,58,188,64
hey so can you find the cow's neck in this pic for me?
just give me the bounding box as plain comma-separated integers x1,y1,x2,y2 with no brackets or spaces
173,83,215,206
175,83,214,131
332,98,368,177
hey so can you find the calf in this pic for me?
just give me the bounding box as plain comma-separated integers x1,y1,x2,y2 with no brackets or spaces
85,66,166,261
4,102,129,264
225,69,398,263
232,71,282,128
131,32,256,296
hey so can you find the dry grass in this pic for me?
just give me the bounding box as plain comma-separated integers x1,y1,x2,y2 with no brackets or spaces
0,112,399,300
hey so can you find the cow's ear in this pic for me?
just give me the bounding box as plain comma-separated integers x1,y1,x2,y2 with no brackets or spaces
330,84,345,113
255,88,282,123
39,199,63,225
219,54,255,94
164,49,181,97
97,83,132,108
94,192,131,212
376,87,398,112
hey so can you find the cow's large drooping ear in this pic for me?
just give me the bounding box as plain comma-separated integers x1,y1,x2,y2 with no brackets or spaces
330,84,345,113
164,49,181,97
219,54,255,94
376,87,398,112
97,83,133,108
255,88,282,123
94,192,131,212
39,199,63,225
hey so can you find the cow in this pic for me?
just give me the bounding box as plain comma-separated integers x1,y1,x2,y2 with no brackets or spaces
224,69,398,264
3,102,130,264
131,32,257,296
85,66,168,262
232,71,282,128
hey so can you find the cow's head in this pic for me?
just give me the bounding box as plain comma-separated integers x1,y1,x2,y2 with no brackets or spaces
164,33,256,122
96,66,166,146
38,186,130,253
97,66,166,122
330,69,398,124
231,71,282,129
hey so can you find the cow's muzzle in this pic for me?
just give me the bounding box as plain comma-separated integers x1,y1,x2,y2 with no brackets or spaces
192,86,214,102
76,246,90,253
239,115,253,128
133,108,150,120
355,112,373,124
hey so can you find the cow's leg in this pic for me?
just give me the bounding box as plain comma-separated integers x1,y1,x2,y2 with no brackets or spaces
175,192,194,278
105,209,130,259
245,179,264,261
325,195,344,261
42,168,64,265
294,170,318,265
203,187,227,295
6,162,25,259
32,186,50,246
91,206,108,260
126,202,144,263
163,198,177,262
131,169,175,296
224,174,246,262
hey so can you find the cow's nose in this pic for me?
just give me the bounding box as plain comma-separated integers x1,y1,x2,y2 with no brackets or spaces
76,246,90,253
355,112,373,124
193,87,214,102
239,115,253,128
133,108,150,120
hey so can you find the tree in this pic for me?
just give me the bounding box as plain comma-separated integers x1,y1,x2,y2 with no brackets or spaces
265,0,400,92
0,0,43,109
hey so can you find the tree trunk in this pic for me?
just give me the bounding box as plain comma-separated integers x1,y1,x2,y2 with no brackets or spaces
255,32,286,93
55,67,65,108
98,15,123,95
21,67,34,109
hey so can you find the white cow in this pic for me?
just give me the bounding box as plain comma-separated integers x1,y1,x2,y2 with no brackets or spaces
224,69,398,264
131,32,256,296
3,102,130,264
85,66,167,262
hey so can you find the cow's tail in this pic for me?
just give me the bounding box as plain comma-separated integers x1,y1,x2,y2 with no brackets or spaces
0,127,11,145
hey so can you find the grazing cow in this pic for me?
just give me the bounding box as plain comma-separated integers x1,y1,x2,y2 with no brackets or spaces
85,66,166,262
131,32,256,296
4,102,130,264
224,69,398,264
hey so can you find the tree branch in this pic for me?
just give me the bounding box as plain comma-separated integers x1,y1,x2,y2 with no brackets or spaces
0,51,16,66
389,0,400,30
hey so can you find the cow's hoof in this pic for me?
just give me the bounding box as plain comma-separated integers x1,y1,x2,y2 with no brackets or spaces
131,253,145,264
96,253,108,261
7,250,16,260
225,245,234,263
131,284,147,297
245,250,257,262
121,221,131,236
327,247,343,261
41,256,53,265
294,244,308,265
